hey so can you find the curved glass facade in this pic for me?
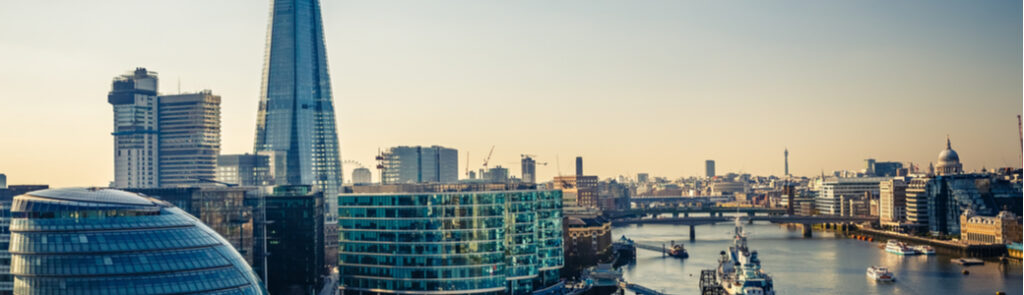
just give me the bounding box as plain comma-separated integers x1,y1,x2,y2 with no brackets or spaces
338,189,563,295
9,188,266,295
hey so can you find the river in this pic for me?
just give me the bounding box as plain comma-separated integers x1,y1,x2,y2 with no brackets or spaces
612,221,1022,295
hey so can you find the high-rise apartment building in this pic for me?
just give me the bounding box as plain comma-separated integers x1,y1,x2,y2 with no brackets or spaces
109,68,160,188
253,0,343,200
706,160,716,178
339,184,563,294
380,146,458,184
158,91,221,187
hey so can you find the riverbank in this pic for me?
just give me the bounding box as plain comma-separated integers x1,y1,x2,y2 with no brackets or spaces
854,227,1007,258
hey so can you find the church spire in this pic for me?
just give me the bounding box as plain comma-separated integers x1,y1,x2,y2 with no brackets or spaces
946,135,951,149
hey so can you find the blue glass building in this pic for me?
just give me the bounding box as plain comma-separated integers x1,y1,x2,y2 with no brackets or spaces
8,188,266,295
338,185,563,294
253,0,343,199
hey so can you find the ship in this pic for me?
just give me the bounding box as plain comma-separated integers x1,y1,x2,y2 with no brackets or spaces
884,240,918,255
612,235,637,264
911,245,935,255
668,244,689,258
716,216,774,295
866,266,895,282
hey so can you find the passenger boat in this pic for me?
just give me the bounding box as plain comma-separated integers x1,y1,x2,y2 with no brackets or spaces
668,244,689,258
885,240,918,255
866,266,895,282
912,245,935,255
716,217,774,295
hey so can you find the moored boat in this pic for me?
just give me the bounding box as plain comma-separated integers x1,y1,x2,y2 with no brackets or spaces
912,245,935,255
885,240,918,255
716,217,774,295
668,244,689,258
866,266,895,282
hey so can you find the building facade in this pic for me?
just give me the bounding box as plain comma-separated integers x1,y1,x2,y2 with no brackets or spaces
705,160,715,178
960,210,1023,245
380,146,458,184
8,188,266,294
936,137,963,176
262,186,326,295
217,153,275,186
109,68,160,188
351,167,372,184
554,175,599,208
158,91,221,187
815,177,886,215
879,178,907,226
338,184,563,294
521,155,536,184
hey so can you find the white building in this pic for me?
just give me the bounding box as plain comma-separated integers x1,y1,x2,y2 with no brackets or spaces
879,178,907,226
816,177,888,215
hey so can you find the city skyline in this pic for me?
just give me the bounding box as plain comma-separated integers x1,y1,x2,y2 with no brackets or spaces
1,0,1022,187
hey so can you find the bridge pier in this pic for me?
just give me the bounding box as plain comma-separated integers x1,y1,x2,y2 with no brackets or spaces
672,212,679,218
689,225,696,242
684,212,689,218
802,223,813,238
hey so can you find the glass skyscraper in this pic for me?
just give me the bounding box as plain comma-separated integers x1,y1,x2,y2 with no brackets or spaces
338,184,563,294
8,188,266,294
253,0,343,199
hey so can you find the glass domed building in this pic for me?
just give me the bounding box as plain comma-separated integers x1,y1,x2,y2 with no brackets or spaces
8,188,267,295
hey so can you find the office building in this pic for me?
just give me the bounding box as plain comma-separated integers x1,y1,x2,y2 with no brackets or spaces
0,189,13,294
0,173,6,189
961,210,1022,245
254,0,344,199
905,177,932,233
706,160,715,178
926,174,1022,236
217,153,275,186
575,156,584,176
815,177,887,215
263,186,326,295
158,91,221,187
379,146,458,184
522,155,536,183
109,68,160,188
9,188,266,294
351,167,372,184
784,149,789,176
871,161,904,177
483,165,510,183
339,184,563,294
879,178,907,226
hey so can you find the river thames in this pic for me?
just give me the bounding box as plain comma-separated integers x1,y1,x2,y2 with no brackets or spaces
612,221,1022,295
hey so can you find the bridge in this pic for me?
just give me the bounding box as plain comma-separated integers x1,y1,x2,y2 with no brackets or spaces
612,215,877,240
608,206,787,219
630,195,732,206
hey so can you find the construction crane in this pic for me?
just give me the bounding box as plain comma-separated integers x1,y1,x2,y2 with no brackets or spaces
482,146,495,170
342,160,365,169
464,152,471,177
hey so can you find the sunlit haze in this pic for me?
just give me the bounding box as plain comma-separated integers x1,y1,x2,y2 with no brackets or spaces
0,0,1020,187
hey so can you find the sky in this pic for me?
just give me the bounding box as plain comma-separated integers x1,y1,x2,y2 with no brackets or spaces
0,0,1021,187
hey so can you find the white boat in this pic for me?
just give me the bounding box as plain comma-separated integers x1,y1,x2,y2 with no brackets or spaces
912,245,935,255
885,240,918,255
866,266,895,282
716,217,775,295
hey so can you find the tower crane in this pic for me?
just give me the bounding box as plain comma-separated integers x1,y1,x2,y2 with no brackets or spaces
482,146,495,170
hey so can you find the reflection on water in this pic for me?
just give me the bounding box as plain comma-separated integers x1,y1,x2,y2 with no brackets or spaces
612,222,1022,295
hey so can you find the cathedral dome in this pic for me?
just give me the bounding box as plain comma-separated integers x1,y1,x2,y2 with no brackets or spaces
936,136,963,175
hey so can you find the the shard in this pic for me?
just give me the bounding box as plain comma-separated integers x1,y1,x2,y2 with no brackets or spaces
254,0,343,198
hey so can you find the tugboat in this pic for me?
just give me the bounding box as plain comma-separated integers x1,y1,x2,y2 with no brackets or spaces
866,266,895,282
668,244,689,258
716,216,775,295
612,235,637,266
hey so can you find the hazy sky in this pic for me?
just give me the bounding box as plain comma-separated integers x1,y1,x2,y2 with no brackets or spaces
0,0,1021,187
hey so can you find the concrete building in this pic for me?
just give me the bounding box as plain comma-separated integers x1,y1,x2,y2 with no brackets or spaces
109,68,160,188
555,175,599,208
351,167,372,184
879,178,908,226
905,177,933,233
483,165,510,183
636,173,649,183
960,210,1022,245
815,177,887,216
157,91,220,187
216,153,275,186
0,173,6,189
706,160,716,178
380,145,458,184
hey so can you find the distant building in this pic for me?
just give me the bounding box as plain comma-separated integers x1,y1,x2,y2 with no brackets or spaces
960,210,1022,245
636,173,649,183
936,137,963,176
706,160,716,178
351,167,372,184
109,68,160,188
597,180,631,211
216,153,275,186
576,156,584,176
339,183,563,294
380,145,458,184
564,215,612,277
815,177,887,215
9,188,265,294
483,165,510,183
0,188,14,294
0,173,5,189
784,149,789,176
879,178,908,226
6,185,48,196
522,155,537,183
555,175,599,208
157,91,221,187
711,181,748,196
905,177,932,232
